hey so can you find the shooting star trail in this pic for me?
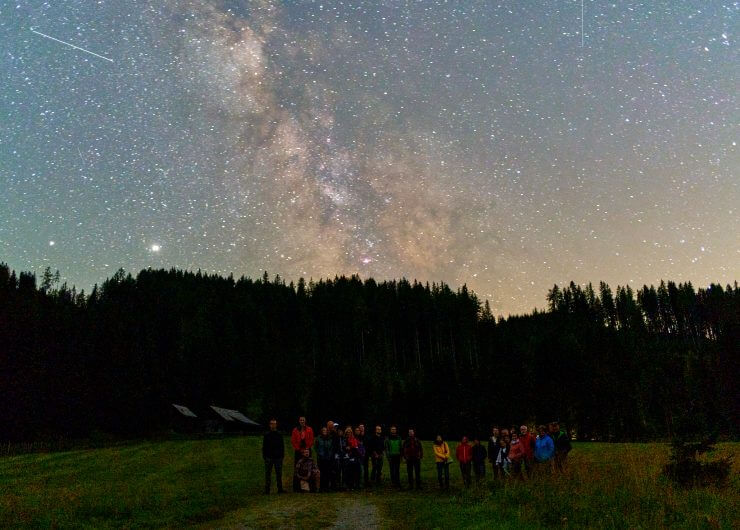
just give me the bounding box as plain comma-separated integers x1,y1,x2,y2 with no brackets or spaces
581,0,584,47
30,28,114,63
77,147,88,165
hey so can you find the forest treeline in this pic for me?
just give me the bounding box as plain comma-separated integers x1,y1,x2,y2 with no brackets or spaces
0,263,737,442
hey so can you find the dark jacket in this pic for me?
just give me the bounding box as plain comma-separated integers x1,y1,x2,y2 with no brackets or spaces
367,434,386,459
553,430,572,453
487,436,500,462
330,431,341,459
495,445,509,466
402,437,423,460
262,430,284,460
472,444,487,464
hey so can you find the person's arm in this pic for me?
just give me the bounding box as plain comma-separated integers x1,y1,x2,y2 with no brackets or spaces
262,434,268,460
306,427,315,448
278,434,284,459
419,441,423,459
290,429,299,451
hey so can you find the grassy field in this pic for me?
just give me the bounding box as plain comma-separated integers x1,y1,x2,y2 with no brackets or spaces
0,437,737,528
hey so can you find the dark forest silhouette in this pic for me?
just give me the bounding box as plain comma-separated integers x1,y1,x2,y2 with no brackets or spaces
0,263,737,442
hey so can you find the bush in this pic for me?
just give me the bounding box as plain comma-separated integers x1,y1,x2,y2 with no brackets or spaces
663,437,732,488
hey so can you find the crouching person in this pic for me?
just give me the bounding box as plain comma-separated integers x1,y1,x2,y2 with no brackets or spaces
295,448,321,493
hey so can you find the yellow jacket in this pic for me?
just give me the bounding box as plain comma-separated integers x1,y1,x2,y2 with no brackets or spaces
433,441,451,462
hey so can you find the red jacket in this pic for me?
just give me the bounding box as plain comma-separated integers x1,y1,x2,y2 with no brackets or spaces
508,440,524,462
456,441,472,463
291,426,315,451
519,433,535,460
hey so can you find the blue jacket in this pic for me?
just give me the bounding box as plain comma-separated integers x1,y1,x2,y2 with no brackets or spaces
534,434,555,462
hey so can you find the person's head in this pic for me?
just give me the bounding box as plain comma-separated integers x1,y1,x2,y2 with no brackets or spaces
461,436,468,444
499,438,507,447
511,432,519,442
538,425,547,436
327,420,334,432
549,422,558,434
269,418,278,431
321,426,328,436
345,426,353,438
473,437,480,445
520,425,528,435
435,434,443,444
492,426,500,437
358,423,365,435
390,425,398,436
301,448,310,458
375,425,382,435
511,425,517,435
408,428,415,438
298,416,306,428
501,428,509,438
503,434,510,443
354,426,361,437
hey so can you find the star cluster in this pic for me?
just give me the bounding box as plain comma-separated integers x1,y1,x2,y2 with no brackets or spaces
1,1,737,315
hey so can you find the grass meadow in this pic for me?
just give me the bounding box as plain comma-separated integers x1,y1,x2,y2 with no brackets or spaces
0,437,737,528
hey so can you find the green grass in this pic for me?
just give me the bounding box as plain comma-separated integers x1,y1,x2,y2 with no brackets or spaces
0,438,737,528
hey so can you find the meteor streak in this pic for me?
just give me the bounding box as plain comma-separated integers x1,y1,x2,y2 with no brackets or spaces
30,28,114,63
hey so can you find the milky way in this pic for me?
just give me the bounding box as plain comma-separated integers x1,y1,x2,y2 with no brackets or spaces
1,1,737,315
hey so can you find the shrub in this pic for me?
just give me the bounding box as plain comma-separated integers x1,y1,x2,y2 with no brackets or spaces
663,437,732,488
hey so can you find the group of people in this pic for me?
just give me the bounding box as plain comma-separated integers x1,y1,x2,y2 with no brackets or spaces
261,416,572,494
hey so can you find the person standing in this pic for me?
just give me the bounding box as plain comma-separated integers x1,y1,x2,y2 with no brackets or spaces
344,426,361,490
262,418,285,494
534,424,555,476
471,437,487,483
519,425,535,478
315,426,333,492
487,426,501,479
291,416,315,492
456,436,473,487
336,425,347,490
403,428,424,490
508,432,525,480
357,423,370,487
326,421,341,491
368,425,386,485
495,437,510,477
385,425,403,487
550,422,572,473
432,435,451,490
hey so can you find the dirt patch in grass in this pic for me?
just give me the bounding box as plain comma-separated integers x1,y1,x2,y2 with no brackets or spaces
331,497,381,529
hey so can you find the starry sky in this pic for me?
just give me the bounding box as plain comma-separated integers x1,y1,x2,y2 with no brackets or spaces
1,1,737,315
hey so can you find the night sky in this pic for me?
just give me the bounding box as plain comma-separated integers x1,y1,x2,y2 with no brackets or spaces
1,1,737,315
